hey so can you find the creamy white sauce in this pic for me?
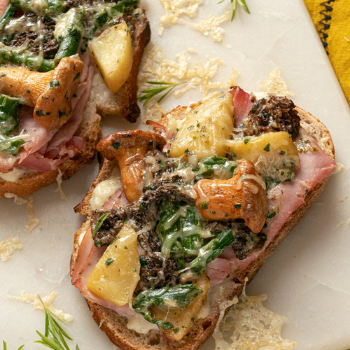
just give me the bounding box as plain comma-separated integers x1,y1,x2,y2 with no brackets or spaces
0,166,28,182
90,167,122,210
126,313,158,334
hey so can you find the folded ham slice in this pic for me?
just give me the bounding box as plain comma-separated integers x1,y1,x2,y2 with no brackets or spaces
0,53,95,174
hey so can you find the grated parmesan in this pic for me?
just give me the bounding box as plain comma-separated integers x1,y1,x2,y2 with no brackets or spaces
260,69,294,97
7,290,73,322
190,10,230,42
158,0,203,36
55,169,66,200
25,196,39,232
213,287,296,350
0,237,22,261
138,43,238,122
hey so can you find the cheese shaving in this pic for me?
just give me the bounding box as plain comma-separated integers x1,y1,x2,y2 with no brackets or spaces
213,288,296,350
158,0,203,36
0,237,22,261
25,196,39,232
7,290,73,322
55,169,66,200
190,10,230,42
260,69,294,97
333,162,345,175
138,44,238,122
4,192,27,205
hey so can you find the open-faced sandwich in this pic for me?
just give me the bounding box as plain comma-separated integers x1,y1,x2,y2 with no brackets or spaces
0,0,150,197
71,87,336,349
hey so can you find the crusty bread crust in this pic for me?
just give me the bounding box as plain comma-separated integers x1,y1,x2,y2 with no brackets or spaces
70,107,335,350
0,100,101,198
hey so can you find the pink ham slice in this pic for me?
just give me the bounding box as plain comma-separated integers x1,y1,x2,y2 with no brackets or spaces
229,86,253,127
103,189,129,210
217,129,336,274
72,229,136,317
0,53,94,174
73,190,135,316
206,258,232,284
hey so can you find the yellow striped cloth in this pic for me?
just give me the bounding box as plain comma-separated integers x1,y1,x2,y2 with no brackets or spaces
304,0,350,106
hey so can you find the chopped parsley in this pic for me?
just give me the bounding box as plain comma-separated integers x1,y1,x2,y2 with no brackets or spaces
112,142,120,150
264,143,270,152
200,202,208,209
244,139,249,144
105,258,114,267
234,204,241,209
49,80,60,88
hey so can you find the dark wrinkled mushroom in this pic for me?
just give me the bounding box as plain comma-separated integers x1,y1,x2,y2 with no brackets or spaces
96,130,167,203
194,159,268,233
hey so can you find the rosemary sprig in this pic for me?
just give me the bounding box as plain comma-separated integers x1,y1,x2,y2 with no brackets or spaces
139,81,185,106
34,296,80,350
2,341,24,350
219,0,250,21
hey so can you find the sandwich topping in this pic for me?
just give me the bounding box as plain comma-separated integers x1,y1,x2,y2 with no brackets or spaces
72,87,336,341
0,0,143,182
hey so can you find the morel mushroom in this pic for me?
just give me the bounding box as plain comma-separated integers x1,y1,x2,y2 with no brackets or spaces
194,159,268,233
97,130,167,203
0,56,84,130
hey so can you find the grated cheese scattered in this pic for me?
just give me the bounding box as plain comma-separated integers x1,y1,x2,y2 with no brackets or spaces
213,287,297,350
55,169,66,200
336,215,350,228
7,290,73,323
158,0,203,36
4,192,27,205
0,237,22,261
190,10,230,42
138,43,238,122
260,69,294,97
25,196,39,232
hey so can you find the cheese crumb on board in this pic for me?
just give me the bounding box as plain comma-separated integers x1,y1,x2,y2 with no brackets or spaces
7,290,73,322
26,196,39,232
333,163,345,175
138,43,238,122
55,169,66,200
190,10,230,42
0,237,22,261
260,69,294,97
158,0,203,36
213,289,296,350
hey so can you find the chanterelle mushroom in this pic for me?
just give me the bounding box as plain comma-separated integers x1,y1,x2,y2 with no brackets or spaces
96,130,167,203
0,56,84,130
194,159,268,233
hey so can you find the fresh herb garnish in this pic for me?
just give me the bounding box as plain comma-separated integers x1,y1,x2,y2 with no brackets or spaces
34,296,80,350
105,258,114,267
264,143,270,152
139,81,185,106
219,0,251,21
92,213,109,238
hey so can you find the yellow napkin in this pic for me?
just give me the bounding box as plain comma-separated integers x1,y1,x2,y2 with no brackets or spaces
304,0,350,106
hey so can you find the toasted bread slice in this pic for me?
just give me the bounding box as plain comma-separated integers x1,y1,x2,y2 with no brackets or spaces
0,8,151,198
90,10,151,123
70,107,335,350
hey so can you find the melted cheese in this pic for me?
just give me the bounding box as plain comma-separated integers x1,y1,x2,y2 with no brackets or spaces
126,313,158,334
260,69,294,97
90,167,121,210
7,290,73,322
4,192,27,205
0,166,27,182
190,10,230,42
26,196,39,232
213,289,297,350
158,0,204,36
55,169,66,200
0,237,22,261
